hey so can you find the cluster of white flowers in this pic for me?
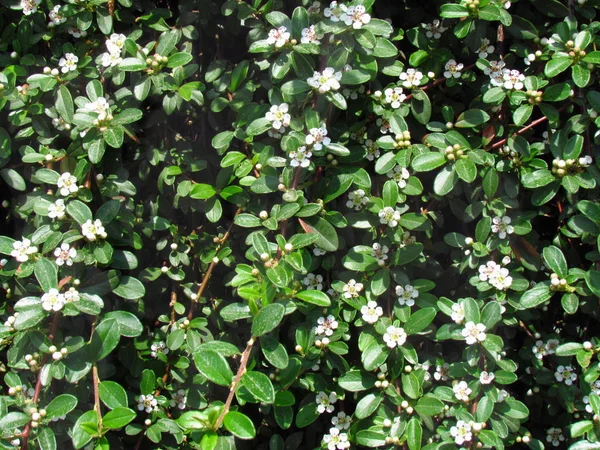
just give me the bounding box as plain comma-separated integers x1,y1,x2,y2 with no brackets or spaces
546,428,565,447
150,341,169,358
307,67,342,93
396,284,419,307
387,165,410,189
316,391,338,413
478,260,513,290
137,394,158,413
41,289,66,312
555,365,577,385
11,238,37,263
324,2,370,28
20,0,41,15
48,199,67,219
378,206,402,227
453,380,472,401
169,389,187,409
289,146,312,168
265,103,291,137
477,38,495,58
383,325,407,348
306,125,331,150
303,273,324,290
81,219,107,241
371,243,389,266
461,321,487,345
399,69,424,88
322,427,350,450
266,26,291,48
301,25,323,44
57,172,79,197
450,420,472,445
346,189,369,210
331,411,351,430
64,287,80,303
434,363,449,381
384,87,406,108
361,301,383,324
444,59,464,79
451,302,465,324
48,5,66,27
532,338,559,359
343,279,363,298
422,19,447,39
68,27,87,38
502,69,525,90
364,139,380,161
101,33,127,67
491,215,514,239
58,53,79,74
54,243,76,266
479,371,495,385
315,315,338,338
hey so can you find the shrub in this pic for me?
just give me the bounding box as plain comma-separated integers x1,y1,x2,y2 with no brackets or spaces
0,0,600,449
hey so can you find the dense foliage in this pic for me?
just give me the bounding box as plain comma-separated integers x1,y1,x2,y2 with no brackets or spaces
1,0,600,449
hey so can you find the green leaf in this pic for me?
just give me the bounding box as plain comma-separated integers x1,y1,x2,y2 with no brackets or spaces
252,303,286,337
572,65,591,88
543,83,571,102
455,158,477,183
440,4,469,17
96,199,121,224
513,104,533,126
518,283,552,309
0,412,30,430
521,170,556,189
404,308,436,334
0,168,26,191
355,393,382,419
338,370,376,392
586,270,600,297
37,428,57,450
46,394,78,419
223,411,256,440
542,245,568,278
72,410,97,449
119,57,147,71
433,165,458,196
242,371,275,403
455,109,490,128
260,335,289,369
298,217,338,252
544,57,572,78
103,407,136,429
340,69,371,85
415,396,444,416
56,85,74,122
88,318,121,361
99,381,128,409
295,290,331,306
112,109,143,125
193,349,234,386
34,257,57,291
407,417,422,450
67,200,93,225
411,152,446,172
113,276,146,299
246,118,272,137
167,52,193,68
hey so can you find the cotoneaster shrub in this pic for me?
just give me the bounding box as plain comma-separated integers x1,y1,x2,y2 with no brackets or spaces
0,0,600,449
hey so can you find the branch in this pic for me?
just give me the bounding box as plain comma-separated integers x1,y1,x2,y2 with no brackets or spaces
214,338,255,430
489,115,550,150
93,364,102,428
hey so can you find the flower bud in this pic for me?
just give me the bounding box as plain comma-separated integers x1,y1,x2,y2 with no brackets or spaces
259,211,269,220
170,243,178,250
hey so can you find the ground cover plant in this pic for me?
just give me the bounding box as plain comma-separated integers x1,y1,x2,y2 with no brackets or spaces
0,0,600,448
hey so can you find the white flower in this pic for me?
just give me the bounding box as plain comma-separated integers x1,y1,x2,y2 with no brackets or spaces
491,216,514,239
150,341,169,358
364,139,380,161
343,279,363,298
376,118,391,134
58,53,79,74
83,97,111,115
450,420,472,445
306,125,331,151
579,155,593,167
20,0,41,15
545,338,560,355
532,339,547,359
422,20,447,39
478,261,513,290
41,289,66,312
307,67,342,93
486,60,506,86
48,5,66,26
383,325,407,348
68,27,87,38
546,428,565,447
378,206,402,227
52,117,69,131
343,5,371,29
48,199,66,220
308,1,321,14
387,165,410,188
451,303,465,324
137,394,158,413
346,189,369,210
555,365,577,385
399,69,424,88
323,427,350,450
502,69,525,90
289,146,312,168
462,321,487,345
453,380,472,402
396,284,419,307
331,411,351,430
361,301,383,324
265,103,291,131
81,219,107,241
316,391,337,413
101,52,122,68
304,273,324,291
479,371,495,385
324,1,348,22
57,172,79,197
444,59,464,79
477,38,495,58
400,231,417,248
384,87,407,108
106,33,126,56
266,26,291,48
314,246,327,256
315,315,338,337
54,243,76,266
169,389,187,409
301,25,323,44
11,238,38,263
64,287,80,303
371,243,389,265
434,363,450,381
502,0,511,9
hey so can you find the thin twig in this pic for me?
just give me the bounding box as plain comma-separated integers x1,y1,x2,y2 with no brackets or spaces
93,364,103,428
489,115,550,149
